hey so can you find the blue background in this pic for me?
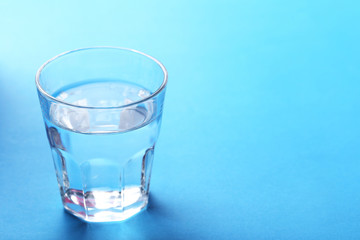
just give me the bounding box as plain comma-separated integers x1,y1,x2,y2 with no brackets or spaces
0,0,360,239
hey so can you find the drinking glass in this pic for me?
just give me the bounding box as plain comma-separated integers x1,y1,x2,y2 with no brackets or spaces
35,47,167,222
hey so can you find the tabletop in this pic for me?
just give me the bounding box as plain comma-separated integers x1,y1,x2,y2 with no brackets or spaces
0,0,360,239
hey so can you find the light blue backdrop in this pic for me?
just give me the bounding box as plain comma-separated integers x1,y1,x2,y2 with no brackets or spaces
0,0,359,239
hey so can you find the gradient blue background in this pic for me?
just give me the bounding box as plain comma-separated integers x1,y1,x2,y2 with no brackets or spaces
0,0,359,239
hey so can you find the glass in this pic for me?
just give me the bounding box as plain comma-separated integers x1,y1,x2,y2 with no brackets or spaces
35,47,167,222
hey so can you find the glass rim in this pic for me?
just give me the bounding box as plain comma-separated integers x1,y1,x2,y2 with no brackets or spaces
35,46,168,110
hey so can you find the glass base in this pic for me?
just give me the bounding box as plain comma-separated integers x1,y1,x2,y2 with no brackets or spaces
62,186,148,222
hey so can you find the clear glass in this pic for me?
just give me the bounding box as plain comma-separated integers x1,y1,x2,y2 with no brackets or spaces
35,47,167,222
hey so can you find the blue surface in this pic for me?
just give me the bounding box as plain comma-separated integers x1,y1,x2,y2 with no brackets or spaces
0,0,360,239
